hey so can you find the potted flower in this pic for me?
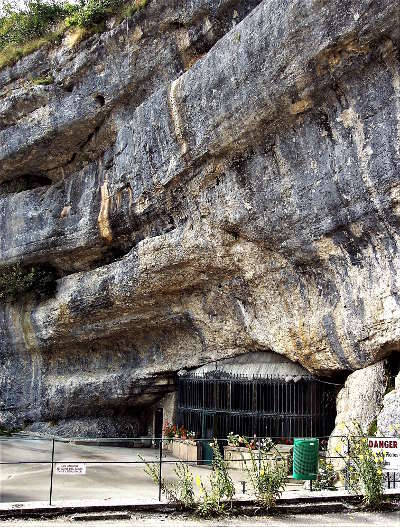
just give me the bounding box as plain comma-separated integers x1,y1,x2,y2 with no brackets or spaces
171,426,199,462
187,430,196,442
162,422,176,451
225,434,278,470
176,425,187,439
227,432,240,447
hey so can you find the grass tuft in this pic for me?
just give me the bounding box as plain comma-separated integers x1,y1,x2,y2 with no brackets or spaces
32,74,54,85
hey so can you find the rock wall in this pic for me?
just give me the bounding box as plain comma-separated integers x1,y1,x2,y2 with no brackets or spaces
378,369,400,436
328,361,387,467
1,0,400,435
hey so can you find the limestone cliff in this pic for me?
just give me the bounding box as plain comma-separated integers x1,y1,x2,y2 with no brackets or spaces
1,0,400,436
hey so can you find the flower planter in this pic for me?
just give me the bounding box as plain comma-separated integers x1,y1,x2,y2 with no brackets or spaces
162,440,173,452
171,439,199,464
224,445,259,470
224,443,293,471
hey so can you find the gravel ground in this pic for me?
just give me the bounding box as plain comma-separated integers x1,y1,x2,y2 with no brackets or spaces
0,511,400,526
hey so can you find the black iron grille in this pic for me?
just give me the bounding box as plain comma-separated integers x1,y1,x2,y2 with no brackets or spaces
177,372,338,439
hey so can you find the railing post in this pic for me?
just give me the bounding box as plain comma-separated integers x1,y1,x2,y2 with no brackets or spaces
49,438,55,506
158,438,163,501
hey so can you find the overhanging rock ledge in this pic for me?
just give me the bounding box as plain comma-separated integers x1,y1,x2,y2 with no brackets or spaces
1,0,400,435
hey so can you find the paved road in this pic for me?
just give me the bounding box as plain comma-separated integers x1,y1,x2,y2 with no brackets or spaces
1,511,400,526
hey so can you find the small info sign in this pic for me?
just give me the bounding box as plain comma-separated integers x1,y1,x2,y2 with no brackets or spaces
55,463,86,475
368,438,400,471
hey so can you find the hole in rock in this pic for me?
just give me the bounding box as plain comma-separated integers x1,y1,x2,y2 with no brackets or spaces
385,352,400,393
95,94,106,107
0,174,52,196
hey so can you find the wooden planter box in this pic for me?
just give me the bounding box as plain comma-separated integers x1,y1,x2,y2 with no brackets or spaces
224,444,292,471
224,446,259,470
171,439,199,463
163,440,173,452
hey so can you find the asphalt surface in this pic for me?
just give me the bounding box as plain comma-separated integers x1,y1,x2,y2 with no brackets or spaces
0,511,400,526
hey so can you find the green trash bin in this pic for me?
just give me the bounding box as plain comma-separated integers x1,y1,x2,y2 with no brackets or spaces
293,438,319,480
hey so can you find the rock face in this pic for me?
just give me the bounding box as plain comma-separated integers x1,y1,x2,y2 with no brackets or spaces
330,361,387,438
328,360,400,466
1,0,400,435
378,371,400,437
328,361,387,466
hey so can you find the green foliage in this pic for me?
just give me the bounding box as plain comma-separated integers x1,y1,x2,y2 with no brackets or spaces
0,0,74,50
337,422,385,508
0,0,148,69
140,456,195,509
368,418,378,437
0,29,63,69
242,437,287,509
120,0,147,19
65,0,119,30
32,75,54,85
0,262,57,303
312,459,337,491
196,440,235,517
0,0,72,68
65,0,148,29
173,463,195,507
141,440,235,518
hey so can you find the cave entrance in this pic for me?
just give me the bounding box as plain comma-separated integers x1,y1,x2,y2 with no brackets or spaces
176,352,338,440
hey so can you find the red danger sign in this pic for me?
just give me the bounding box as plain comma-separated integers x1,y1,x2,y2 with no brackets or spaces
368,438,400,471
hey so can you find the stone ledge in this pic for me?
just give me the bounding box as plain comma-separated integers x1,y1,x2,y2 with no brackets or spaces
1,491,399,520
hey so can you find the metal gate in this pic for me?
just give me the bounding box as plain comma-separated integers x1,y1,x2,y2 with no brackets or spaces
177,371,338,440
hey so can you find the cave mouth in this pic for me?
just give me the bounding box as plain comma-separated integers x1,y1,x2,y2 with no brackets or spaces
176,351,339,440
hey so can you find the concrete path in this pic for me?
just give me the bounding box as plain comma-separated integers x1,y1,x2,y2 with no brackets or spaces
1,511,400,526
1,438,303,504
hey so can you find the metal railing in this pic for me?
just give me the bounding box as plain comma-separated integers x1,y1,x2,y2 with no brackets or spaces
0,435,398,505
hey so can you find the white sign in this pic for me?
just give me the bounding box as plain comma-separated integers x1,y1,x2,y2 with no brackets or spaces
368,438,400,471
55,463,86,475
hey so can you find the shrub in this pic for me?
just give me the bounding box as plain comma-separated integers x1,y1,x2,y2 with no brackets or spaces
140,457,195,509
141,439,235,518
0,0,148,69
172,462,195,507
336,422,385,507
0,1,74,50
65,0,147,29
0,0,74,68
0,262,57,303
196,440,235,517
0,29,63,69
312,459,337,490
242,437,287,509
65,0,120,30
